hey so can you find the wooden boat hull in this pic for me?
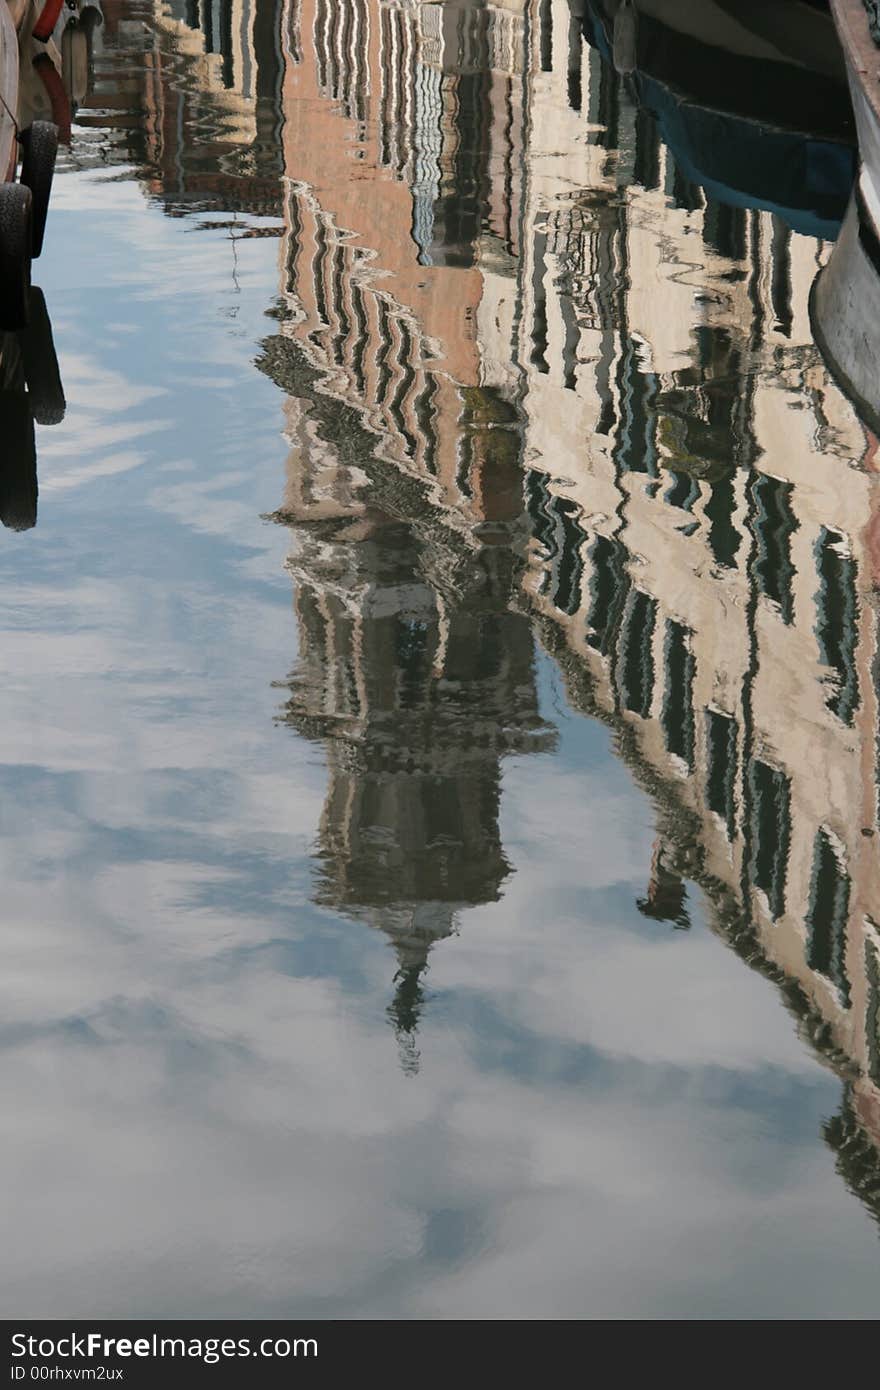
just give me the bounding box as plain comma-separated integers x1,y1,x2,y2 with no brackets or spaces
831,0,880,205
0,2,19,181
811,186,880,433
814,2,880,425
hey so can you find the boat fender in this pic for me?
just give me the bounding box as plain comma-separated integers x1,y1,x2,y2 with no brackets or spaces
612,0,637,77
32,0,65,43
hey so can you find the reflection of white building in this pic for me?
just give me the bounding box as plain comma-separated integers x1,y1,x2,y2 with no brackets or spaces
73,0,284,207
158,0,258,137
487,0,880,1163
264,0,880,1188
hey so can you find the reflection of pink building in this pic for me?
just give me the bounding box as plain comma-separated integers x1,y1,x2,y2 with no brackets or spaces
276,0,526,524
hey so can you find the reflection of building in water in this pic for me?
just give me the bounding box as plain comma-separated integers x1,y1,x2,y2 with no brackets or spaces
276,0,527,507
75,0,284,212
499,0,880,1207
260,344,552,1071
260,0,557,1067
264,0,880,1192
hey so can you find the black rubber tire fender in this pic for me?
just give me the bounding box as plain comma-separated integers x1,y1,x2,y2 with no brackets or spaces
0,390,37,531
20,121,59,259
21,287,65,425
0,184,33,333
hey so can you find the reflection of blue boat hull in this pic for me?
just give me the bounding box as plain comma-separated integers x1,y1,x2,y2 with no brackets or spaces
811,189,880,434
584,1,857,238
636,74,855,239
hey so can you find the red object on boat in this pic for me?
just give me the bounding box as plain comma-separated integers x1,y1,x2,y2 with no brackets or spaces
32,0,64,43
32,53,70,142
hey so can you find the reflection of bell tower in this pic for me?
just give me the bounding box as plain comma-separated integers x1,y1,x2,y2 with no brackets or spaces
265,363,554,1070
259,0,543,1068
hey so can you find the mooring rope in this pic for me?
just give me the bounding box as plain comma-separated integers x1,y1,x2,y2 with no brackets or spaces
0,89,18,136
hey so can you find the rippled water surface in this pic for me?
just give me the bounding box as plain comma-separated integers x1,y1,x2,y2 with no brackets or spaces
5,0,880,1318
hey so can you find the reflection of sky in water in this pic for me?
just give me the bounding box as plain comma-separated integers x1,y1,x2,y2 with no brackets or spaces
3,32,880,1320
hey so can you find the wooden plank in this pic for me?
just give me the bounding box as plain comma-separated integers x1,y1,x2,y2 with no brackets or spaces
0,2,20,182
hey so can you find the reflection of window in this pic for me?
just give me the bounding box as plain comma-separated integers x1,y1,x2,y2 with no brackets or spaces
525,470,556,556
587,43,620,153
703,199,746,261
616,591,657,718
350,281,369,399
413,373,438,476
706,710,737,838
662,621,695,768
664,470,700,514
411,59,443,265
586,534,627,654
530,230,549,374
311,216,331,331
551,498,587,616
375,299,395,407
770,219,793,338
539,0,552,70
815,528,859,726
330,243,350,366
612,337,658,477
285,0,303,64
453,433,472,500
748,473,797,624
866,937,880,1087
748,759,790,920
283,189,303,296
634,106,660,192
806,829,851,1005
389,321,418,460
667,157,702,213
705,473,740,570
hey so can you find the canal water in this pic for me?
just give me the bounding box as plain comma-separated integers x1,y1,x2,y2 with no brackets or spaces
4,0,880,1318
